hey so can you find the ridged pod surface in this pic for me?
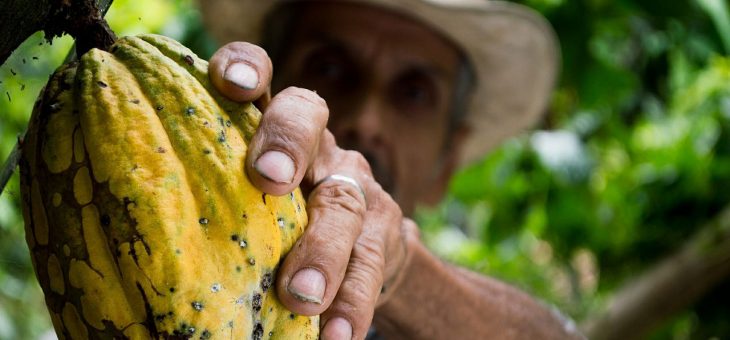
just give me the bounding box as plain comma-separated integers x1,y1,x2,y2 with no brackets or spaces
19,34,318,339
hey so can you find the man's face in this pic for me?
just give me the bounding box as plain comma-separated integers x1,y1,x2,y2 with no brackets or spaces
272,3,466,215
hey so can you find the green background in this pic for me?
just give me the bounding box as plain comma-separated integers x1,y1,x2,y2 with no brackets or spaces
1,0,730,338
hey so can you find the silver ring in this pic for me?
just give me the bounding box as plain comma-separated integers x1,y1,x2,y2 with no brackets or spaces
315,174,366,199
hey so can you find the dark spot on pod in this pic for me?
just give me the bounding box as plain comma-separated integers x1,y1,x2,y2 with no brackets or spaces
10,69,16,76
175,322,193,336
5,92,9,102
22,58,26,64
252,322,264,340
381,286,386,294
211,283,221,292
277,218,285,228
20,84,25,91
155,314,166,322
242,213,248,219
289,223,295,229
184,55,194,66
218,117,225,126
261,272,273,292
130,99,140,104
100,214,111,227
169,287,176,293
289,313,295,320
175,249,182,255
228,321,234,328
218,131,226,143
269,307,272,312
186,107,195,115
97,81,108,88
200,330,212,339
269,331,273,337
123,197,136,207
199,217,209,225
231,234,239,241
191,301,204,311
261,194,267,204
33,56,38,60
236,265,242,272
156,147,166,153
203,148,211,154
226,120,232,127
156,105,164,111
249,257,256,266
252,293,262,312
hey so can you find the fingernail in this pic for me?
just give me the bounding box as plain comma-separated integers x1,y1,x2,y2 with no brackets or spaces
224,62,259,90
254,151,295,184
287,268,326,304
322,317,353,340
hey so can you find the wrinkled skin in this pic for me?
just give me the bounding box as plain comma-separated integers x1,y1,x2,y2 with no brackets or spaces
209,2,584,340
210,4,457,338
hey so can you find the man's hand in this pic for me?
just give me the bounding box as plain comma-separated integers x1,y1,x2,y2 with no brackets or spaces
209,42,416,340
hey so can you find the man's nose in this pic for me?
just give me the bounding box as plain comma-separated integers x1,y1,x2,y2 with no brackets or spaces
331,96,385,150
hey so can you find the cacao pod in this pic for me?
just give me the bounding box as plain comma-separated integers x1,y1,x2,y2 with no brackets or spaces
19,34,318,339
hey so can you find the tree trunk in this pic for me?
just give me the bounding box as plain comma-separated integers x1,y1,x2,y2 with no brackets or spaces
582,205,730,339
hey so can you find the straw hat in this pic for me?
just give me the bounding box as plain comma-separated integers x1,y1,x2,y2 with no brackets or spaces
199,0,559,166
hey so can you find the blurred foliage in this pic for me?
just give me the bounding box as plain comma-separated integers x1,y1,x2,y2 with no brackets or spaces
420,0,730,338
1,0,730,339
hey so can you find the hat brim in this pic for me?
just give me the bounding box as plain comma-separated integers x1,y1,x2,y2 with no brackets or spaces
198,0,559,166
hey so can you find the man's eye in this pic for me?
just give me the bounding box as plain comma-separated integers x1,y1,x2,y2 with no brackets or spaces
315,59,343,79
393,77,436,109
302,50,349,84
400,84,429,103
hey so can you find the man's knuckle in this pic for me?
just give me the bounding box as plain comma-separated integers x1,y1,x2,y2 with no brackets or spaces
282,86,327,108
346,259,384,300
354,238,386,271
310,184,366,218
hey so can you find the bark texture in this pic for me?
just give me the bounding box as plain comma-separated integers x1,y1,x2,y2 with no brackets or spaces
583,205,730,340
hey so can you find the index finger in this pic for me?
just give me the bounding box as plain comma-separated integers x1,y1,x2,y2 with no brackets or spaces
246,87,330,196
209,41,273,103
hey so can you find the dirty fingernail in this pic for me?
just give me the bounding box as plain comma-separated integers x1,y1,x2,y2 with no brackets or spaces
254,150,295,184
224,62,258,90
322,317,352,340
287,268,326,304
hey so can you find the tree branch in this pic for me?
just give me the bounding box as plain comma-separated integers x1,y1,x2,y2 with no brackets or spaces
0,0,52,66
582,205,730,340
0,0,115,67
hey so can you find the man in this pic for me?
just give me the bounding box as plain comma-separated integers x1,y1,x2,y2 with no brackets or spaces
200,0,580,338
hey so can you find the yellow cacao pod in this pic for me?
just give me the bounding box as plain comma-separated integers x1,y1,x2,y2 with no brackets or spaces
19,34,318,339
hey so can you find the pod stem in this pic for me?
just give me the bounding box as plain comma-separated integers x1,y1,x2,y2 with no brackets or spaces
44,0,117,55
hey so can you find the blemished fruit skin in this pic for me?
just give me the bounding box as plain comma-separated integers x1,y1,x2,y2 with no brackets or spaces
18,34,318,339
